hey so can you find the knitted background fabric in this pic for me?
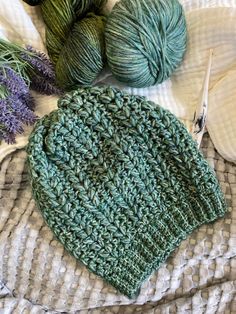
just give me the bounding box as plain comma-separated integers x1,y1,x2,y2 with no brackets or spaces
27,86,227,298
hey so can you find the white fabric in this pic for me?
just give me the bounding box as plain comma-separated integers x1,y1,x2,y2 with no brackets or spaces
0,0,236,162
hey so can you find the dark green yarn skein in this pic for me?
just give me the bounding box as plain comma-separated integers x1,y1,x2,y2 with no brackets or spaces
32,0,107,90
105,0,187,88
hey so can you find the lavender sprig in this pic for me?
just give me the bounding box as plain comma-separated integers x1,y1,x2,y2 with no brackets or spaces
0,94,37,143
19,92,36,110
0,65,36,143
0,99,24,134
0,38,62,95
0,67,28,96
9,95,37,125
22,46,62,95
21,45,56,81
30,73,62,95
0,128,16,144
0,38,62,144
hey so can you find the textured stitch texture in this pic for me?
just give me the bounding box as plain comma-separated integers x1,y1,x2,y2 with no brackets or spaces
27,86,227,298
0,134,235,313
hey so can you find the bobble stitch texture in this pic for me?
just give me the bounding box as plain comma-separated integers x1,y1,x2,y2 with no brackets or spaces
27,86,227,298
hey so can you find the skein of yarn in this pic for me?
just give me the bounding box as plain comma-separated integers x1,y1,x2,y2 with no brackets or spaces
24,0,187,89
105,0,187,88
24,0,107,90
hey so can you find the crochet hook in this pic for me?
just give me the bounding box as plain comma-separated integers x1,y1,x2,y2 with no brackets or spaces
192,49,213,148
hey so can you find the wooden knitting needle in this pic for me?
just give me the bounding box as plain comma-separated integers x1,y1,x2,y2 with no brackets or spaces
191,49,213,148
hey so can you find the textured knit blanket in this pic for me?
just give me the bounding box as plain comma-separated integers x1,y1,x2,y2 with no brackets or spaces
0,134,235,313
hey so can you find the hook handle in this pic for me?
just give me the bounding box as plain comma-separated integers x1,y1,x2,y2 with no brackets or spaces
192,49,213,148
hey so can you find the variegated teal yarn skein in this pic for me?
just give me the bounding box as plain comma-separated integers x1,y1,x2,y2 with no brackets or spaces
24,0,107,90
27,86,227,298
105,0,187,87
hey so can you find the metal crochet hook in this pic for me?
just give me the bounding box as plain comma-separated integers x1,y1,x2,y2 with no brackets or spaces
191,49,213,148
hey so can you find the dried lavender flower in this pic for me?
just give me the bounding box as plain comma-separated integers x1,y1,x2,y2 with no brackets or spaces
0,38,61,96
22,45,56,81
19,92,36,110
0,38,59,144
0,127,14,144
9,95,37,125
0,89,37,144
0,99,24,134
0,67,28,96
30,73,62,96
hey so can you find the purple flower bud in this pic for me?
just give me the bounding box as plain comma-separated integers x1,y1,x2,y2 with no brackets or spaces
0,99,24,134
1,131,16,144
21,46,56,81
19,92,35,110
9,95,37,125
30,74,62,96
0,94,37,144
0,67,28,96
0,41,52,144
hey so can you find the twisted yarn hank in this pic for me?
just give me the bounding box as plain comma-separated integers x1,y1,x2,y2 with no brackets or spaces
39,0,107,89
105,0,187,87
27,86,227,298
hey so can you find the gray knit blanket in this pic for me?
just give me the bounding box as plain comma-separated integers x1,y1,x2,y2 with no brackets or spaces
0,134,235,313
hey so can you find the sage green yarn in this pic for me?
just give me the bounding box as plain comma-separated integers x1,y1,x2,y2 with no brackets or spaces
27,86,227,298
39,0,107,89
105,0,187,88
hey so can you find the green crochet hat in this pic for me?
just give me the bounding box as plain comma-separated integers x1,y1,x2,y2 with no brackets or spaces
27,86,227,298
